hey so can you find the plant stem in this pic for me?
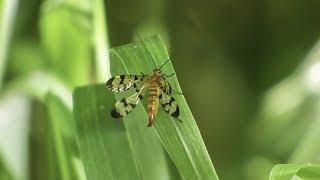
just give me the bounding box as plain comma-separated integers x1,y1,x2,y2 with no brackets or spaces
0,0,19,89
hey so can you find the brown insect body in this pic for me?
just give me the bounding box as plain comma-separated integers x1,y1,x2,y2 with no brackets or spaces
147,69,162,127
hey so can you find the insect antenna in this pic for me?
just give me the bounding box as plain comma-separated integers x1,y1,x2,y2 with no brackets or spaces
137,34,158,69
159,58,172,70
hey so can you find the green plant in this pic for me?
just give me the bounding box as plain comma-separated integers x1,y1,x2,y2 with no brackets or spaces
269,164,320,179
2,0,320,179
73,35,218,180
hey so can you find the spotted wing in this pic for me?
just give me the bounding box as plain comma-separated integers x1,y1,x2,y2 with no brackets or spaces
157,76,171,94
111,84,147,118
106,75,145,92
159,90,179,118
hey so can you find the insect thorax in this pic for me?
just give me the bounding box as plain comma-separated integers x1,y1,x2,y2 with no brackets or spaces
152,69,162,76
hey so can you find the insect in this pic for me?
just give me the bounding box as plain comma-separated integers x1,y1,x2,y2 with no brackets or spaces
106,36,182,127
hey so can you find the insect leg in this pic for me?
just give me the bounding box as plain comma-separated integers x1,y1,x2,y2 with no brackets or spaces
173,116,183,123
159,58,172,70
165,73,176,78
172,89,183,95
167,81,183,95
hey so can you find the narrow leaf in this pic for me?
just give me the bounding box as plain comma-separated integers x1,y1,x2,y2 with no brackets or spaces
73,85,141,180
0,0,20,88
45,92,80,180
0,154,13,180
270,164,320,180
92,0,110,81
40,2,91,87
109,35,218,179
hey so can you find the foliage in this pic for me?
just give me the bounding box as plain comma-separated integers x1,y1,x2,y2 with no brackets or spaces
73,35,218,180
1,0,320,180
269,164,320,180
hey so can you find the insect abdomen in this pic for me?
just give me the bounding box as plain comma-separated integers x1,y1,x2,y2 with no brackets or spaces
147,81,159,127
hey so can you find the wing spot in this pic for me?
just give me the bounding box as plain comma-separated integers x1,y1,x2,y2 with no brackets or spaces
119,75,125,84
171,106,179,117
169,97,175,105
106,77,115,89
111,109,122,118
120,98,128,107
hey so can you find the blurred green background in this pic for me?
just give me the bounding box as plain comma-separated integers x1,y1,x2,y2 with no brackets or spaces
1,0,320,179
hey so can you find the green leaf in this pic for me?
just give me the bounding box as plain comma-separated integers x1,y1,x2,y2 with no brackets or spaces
0,153,13,180
73,35,218,179
40,2,91,87
40,0,110,85
251,39,320,159
109,35,218,179
45,92,81,180
92,0,110,82
0,0,20,88
289,117,320,164
74,84,178,180
3,71,71,107
269,164,320,180
296,165,320,179
73,85,141,180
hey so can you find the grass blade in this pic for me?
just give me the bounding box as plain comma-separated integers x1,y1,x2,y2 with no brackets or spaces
0,0,19,88
92,0,110,81
73,85,141,180
3,71,71,107
73,35,218,180
269,164,320,180
113,91,175,179
289,113,320,163
40,2,91,87
45,92,80,180
109,35,218,179
250,38,320,159
0,154,13,180
74,84,178,180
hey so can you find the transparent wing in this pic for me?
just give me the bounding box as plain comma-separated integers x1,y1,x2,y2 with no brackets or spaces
106,75,145,92
159,89,179,118
111,83,148,118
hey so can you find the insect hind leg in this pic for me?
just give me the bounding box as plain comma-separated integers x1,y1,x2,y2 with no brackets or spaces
174,117,183,123
168,81,183,95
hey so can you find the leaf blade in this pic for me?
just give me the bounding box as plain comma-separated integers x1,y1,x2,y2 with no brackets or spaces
109,35,219,179
73,85,141,180
269,164,320,180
